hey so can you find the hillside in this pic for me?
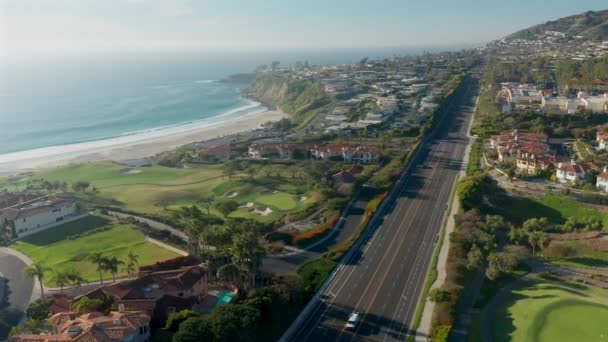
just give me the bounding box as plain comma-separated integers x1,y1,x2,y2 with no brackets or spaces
250,74,334,128
506,9,608,41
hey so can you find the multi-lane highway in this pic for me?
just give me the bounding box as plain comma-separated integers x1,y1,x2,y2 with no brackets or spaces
284,72,480,342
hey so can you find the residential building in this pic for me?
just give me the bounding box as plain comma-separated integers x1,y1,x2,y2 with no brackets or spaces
9,310,151,342
75,263,208,328
555,161,600,184
248,143,310,160
596,172,608,191
515,153,567,175
310,145,379,163
0,196,78,238
489,130,549,162
598,131,608,150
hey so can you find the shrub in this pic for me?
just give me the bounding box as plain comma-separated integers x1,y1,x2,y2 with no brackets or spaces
428,288,451,303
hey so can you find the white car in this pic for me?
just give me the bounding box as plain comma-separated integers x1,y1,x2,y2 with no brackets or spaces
346,311,360,329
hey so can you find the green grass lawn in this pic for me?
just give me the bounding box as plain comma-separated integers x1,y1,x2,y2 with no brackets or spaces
547,240,608,269
10,215,179,287
491,278,608,342
2,161,319,222
501,194,608,228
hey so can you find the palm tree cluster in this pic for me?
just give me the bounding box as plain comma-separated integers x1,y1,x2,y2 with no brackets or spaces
86,251,139,284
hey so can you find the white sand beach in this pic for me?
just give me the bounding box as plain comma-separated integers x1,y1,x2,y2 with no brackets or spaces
0,109,287,175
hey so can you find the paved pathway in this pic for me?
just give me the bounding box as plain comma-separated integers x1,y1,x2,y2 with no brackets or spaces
0,247,38,307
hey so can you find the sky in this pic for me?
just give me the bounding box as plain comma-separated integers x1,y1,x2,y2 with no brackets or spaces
1,0,607,56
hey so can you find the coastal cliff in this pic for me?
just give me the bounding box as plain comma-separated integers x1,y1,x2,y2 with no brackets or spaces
250,74,334,128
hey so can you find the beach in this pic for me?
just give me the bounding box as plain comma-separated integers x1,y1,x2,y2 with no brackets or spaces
0,108,287,176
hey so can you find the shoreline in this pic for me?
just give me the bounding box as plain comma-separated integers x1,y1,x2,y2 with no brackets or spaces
0,108,287,176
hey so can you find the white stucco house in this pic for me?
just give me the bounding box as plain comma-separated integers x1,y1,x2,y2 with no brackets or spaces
597,172,608,192
555,161,600,185
0,196,79,238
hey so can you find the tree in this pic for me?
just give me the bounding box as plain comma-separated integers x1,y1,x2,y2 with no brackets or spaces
218,263,241,285
528,230,549,256
173,316,214,342
71,181,90,192
55,271,70,293
126,251,139,278
26,298,54,320
522,217,552,233
73,295,114,315
177,206,205,255
88,252,106,284
231,232,266,289
485,251,520,280
198,195,215,215
215,200,239,218
23,263,45,299
103,256,124,282
166,309,200,332
66,270,84,289
466,245,483,270
428,288,450,303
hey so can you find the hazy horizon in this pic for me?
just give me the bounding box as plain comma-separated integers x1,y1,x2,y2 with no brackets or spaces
1,0,607,58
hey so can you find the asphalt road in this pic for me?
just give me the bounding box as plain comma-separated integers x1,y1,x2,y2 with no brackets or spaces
286,74,479,342
0,249,33,311
262,192,373,275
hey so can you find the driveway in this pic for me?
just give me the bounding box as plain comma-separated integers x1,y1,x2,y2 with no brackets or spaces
0,248,34,312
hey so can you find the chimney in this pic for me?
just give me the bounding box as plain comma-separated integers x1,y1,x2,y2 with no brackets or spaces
118,303,125,313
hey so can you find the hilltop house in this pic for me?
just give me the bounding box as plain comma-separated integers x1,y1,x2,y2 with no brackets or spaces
489,130,549,163
310,145,379,163
555,161,600,184
0,195,79,238
9,309,150,342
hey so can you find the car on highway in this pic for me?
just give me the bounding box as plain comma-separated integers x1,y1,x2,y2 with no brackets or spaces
346,311,360,329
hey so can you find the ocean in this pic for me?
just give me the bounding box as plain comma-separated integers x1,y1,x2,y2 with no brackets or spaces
0,47,454,158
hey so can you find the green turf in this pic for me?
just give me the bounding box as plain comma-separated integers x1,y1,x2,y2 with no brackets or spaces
492,279,608,342
534,299,608,341
2,161,319,221
0,162,324,222
501,194,608,228
11,215,179,287
548,240,608,269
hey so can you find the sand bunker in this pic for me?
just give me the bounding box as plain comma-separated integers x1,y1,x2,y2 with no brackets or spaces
119,168,142,175
298,195,308,201
239,202,254,208
226,192,239,198
252,207,273,216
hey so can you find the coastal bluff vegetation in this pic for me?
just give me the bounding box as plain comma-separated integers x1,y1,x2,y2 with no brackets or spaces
250,74,334,128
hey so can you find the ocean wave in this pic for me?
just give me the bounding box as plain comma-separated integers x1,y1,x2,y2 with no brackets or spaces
118,101,264,137
194,79,216,84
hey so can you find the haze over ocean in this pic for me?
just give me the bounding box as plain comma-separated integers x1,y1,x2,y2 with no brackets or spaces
0,47,450,155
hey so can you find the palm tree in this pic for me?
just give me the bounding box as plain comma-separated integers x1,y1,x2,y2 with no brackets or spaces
23,263,45,299
55,271,70,293
67,270,85,289
88,252,106,284
103,257,124,282
177,206,203,255
125,251,139,278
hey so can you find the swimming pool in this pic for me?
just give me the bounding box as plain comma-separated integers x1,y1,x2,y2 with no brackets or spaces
214,290,235,308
